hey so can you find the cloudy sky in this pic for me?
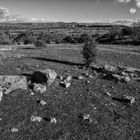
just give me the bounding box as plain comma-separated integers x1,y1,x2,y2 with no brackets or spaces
0,0,140,22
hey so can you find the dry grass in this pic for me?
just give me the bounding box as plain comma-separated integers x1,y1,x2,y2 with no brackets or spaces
0,44,140,139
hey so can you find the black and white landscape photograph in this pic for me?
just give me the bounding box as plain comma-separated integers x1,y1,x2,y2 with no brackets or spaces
0,0,140,139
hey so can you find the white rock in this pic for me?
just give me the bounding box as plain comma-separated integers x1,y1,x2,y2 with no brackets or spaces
50,117,57,124
83,114,92,123
83,114,90,120
121,71,128,76
30,116,42,122
104,65,116,72
0,75,27,95
105,92,111,96
0,90,3,101
60,82,71,88
89,75,94,78
66,76,72,82
30,92,35,95
124,95,135,104
78,76,84,80
40,100,46,105
41,69,57,86
124,76,131,82
11,128,18,132
33,83,46,94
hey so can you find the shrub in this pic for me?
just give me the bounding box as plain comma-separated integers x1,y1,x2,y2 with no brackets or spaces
0,31,12,45
62,35,77,44
81,38,97,68
79,33,93,43
131,27,140,44
34,40,46,48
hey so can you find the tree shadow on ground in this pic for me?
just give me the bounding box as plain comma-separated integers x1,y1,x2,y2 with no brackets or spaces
19,48,36,50
28,57,84,66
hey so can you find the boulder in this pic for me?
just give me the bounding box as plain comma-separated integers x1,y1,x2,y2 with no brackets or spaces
104,64,116,72
112,74,131,83
112,74,123,81
41,69,57,86
33,83,46,94
123,76,131,83
0,75,27,95
60,81,71,88
78,75,84,80
123,95,135,104
66,76,72,82
0,89,3,101
31,69,57,86
31,71,48,84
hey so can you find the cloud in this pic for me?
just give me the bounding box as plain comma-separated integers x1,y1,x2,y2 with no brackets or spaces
129,7,136,13
0,7,47,23
117,0,131,3
0,7,9,19
135,0,140,8
116,0,140,9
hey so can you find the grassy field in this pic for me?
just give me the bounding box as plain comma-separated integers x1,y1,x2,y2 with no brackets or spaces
0,44,140,140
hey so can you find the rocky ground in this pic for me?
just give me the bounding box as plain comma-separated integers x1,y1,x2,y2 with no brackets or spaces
0,44,140,140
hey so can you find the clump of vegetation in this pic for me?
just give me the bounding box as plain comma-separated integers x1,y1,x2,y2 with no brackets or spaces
34,39,46,48
0,31,12,45
79,33,93,43
81,35,97,68
62,35,77,44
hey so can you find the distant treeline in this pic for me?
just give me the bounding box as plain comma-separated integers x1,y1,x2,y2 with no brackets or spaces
0,24,139,46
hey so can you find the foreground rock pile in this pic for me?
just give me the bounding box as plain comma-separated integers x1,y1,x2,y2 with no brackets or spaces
0,64,139,100
0,65,140,139
91,64,140,83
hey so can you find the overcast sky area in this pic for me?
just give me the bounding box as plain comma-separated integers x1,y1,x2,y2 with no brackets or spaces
0,0,140,22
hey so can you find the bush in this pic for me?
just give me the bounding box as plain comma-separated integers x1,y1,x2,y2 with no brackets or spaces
34,40,46,48
81,38,97,68
62,35,77,44
79,33,93,43
0,31,12,45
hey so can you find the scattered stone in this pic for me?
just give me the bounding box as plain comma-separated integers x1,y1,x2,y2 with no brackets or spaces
0,75,27,95
30,116,42,122
121,71,128,76
123,76,131,83
40,100,46,105
78,114,92,123
104,64,116,72
0,118,2,121
89,75,94,79
85,80,90,84
91,64,101,71
31,69,57,86
11,128,18,133
112,74,123,81
50,117,57,124
66,76,72,82
33,83,46,94
0,89,3,101
83,114,90,120
41,69,57,86
30,92,35,95
105,92,112,96
123,95,135,104
130,73,136,78
78,75,84,80
60,76,63,80
60,82,71,88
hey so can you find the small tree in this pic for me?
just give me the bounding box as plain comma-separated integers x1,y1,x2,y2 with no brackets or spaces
81,37,97,68
34,39,46,48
